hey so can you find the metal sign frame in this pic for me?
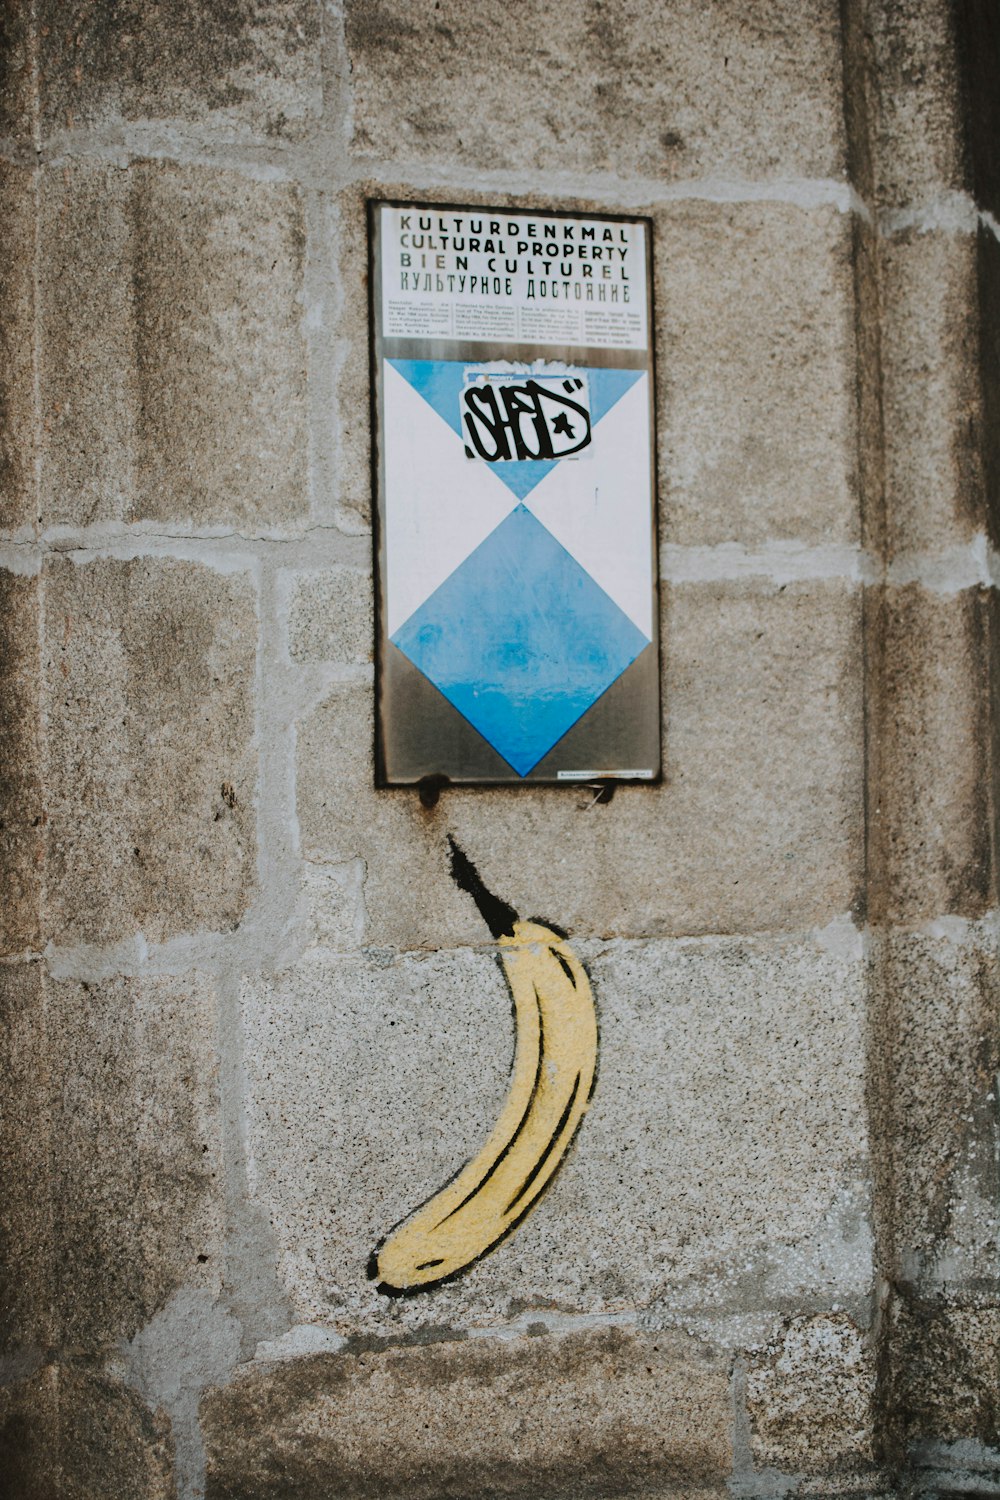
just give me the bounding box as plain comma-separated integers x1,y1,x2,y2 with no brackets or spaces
369,198,661,789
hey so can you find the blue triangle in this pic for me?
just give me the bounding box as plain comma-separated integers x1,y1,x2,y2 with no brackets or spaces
391,506,648,776
387,360,645,503
587,367,645,425
387,359,467,439
487,458,558,500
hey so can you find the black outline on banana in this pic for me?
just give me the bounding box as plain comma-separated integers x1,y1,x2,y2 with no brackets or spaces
368,837,599,1296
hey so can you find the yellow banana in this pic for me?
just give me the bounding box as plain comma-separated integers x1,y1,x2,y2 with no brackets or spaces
369,841,598,1296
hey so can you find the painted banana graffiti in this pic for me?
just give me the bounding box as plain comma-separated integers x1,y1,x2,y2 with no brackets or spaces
368,837,598,1296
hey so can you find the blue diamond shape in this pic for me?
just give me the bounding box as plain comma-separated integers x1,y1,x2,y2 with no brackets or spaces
388,360,645,503
391,506,649,776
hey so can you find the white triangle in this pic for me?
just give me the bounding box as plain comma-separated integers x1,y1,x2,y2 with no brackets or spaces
523,376,655,638
383,362,518,635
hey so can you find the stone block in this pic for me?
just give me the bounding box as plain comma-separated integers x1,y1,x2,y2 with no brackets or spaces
0,964,52,1355
746,1314,876,1473
879,229,984,556
345,0,846,182
868,0,967,210
39,160,308,531
876,586,993,924
850,220,886,558
955,2,1000,222
877,921,1000,1286
656,201,858,547
37,0,322,139
0,164,37,534
297,578,863,947
43,555,257,947
978,227,1000,556
287,565,373,665
50,971,224,1348
240,931,869,1333
0,572,42,956
202,1327,732,1498
320,185,372,533
0,3,33,144
0,1364,175,1499
58,1366,176,1500
891,1295,1000,1448
0,1365,57,1497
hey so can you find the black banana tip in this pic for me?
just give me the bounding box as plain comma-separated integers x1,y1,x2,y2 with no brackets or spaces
375,1279,408,1299
446,836,518,939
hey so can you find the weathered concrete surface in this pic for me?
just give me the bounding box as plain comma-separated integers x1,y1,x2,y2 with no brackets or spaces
875,920,1000,1289
125,1286,244,1500
0,2,33,145
319,183,375,533
0,572,42,956
300,858,369,950
50,971,224,1349
865,0,968,211
0,1364,176,1499
980,228,1000,556
241,932,870,1333
38,0,322,139
656,202,858,548
39,161,309,531
58,1365,177,1500
287,565,373,666
0,1365,58,1497
890,1297,1000,1451
856,11,1000,1475
956,0,1000,224
0,964,51,1356
298,579,863,947
0,164,36,534
43,556,257,947
875,587,994,924
202,1327,732,1499
346,0,846,183
746,1313,875,1474
880,230,985,556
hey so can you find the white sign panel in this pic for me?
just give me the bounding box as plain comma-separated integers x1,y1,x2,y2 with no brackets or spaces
379,204,648,350
371,201,660,787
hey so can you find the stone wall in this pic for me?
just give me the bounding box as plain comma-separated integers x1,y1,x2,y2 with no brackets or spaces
0,2,997,1496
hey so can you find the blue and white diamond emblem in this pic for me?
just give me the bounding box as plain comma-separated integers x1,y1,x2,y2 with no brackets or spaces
391,506,648,776
381,351,656,778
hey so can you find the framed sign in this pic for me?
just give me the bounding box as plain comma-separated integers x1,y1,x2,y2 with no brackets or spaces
370,200,660,786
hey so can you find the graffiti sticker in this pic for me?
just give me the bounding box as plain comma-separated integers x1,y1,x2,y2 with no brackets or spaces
462,375,592,463
370,200,660,786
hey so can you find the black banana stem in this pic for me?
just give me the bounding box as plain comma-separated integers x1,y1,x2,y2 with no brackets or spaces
446,835,518,939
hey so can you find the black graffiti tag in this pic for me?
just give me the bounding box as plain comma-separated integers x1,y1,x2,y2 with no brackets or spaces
462,378,591,462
